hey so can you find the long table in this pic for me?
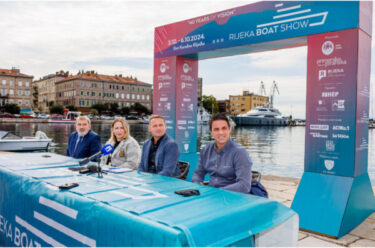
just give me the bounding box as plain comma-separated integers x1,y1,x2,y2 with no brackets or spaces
0,152,298,247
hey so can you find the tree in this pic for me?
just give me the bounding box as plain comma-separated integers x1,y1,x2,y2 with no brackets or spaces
49,104,64,114
66,104,78,111
4,103,20,114
202,95,219,114
90,108,99,116
109,102,120,115
131,103,150,115
120,107,130,116
91,103,107,115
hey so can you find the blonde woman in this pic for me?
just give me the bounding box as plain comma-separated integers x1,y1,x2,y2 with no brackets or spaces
100,118,141,169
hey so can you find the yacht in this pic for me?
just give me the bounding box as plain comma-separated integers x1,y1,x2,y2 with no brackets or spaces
48,111,81,124
232,106,287,126
197,106,211,125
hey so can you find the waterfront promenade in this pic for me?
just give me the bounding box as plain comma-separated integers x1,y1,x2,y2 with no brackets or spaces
264,175,375,247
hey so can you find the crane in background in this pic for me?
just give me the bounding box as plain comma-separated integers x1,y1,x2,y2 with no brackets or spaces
268,80,280,108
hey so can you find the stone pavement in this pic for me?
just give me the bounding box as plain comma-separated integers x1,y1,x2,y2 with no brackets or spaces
262,175,375,247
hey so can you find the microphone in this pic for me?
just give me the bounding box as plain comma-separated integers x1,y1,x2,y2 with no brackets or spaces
79,144,114,166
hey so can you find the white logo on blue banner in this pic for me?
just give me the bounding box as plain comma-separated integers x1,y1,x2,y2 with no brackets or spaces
324,160,335,170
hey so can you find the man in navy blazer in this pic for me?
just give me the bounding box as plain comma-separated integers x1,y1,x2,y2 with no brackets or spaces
66,116,102,159
138,115,180,177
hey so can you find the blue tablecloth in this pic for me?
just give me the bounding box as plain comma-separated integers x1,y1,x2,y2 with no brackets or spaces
0,152,296,247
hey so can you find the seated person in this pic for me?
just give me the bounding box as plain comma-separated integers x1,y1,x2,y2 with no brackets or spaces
101,118,141,169
66,116,101,159
138,115,180,177
192,113,252,194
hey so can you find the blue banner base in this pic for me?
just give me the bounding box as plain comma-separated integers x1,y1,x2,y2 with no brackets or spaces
291,172,375,238
179,152,199,181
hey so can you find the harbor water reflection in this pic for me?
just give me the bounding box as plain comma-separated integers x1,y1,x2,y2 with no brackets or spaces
1,122,374,184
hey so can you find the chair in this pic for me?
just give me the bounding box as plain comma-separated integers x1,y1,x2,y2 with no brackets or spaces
252,170,261,183
176,161,190,180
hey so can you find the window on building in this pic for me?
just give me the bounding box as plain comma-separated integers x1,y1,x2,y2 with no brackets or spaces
86,82,90,87
92,83,96,88
121,93,124,99
121,102,124,107
18,99,22,105
1,89,6,95
25,90,30,96
105,84,108,89
116,85,119,90
25,100,30,106
146,95,150,100
86,100,90,106
132,94,135,99
1,80,6,85
116,93,119,98
98,83,102,88
99,92,102,97
137,94,140,100
18,90,23,95
9,81,14,86
81,91,84,96
8,99,13,103
137,87,140,92
26,82,30,87
127,94,130,99
142,95,145,100
142,88,144,92
18,81,22,87
126,102,130,107
92,92,96,97
87,91,90,96
79,100,84,106
111,93,114,98
9,89,14,95
92,100,96,105
122,86,124,90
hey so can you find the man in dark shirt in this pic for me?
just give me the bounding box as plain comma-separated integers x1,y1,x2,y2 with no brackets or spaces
192,113,252,193
138,115,180,177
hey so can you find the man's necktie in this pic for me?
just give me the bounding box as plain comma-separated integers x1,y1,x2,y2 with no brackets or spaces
74,136,83,156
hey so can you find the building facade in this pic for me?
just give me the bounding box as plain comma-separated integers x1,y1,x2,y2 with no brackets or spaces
32,71,69,113
0,68,33,109
229,91,269,115
55,71,152,113
217,100,230,114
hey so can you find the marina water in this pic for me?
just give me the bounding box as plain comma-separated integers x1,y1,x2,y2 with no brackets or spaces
1,122,374,185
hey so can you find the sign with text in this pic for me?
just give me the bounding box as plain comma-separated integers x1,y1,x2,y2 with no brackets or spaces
305,29,359,177
175,57,198,154
153,57,177,138
155,1,359,58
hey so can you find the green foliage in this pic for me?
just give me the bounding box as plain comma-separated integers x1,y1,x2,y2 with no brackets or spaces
109,102,120,115
49,104,64,114
120,107,130,116
90,108,99,115
91,103,107,114
3,103,20,114
131,102,150,115
202,95,219,114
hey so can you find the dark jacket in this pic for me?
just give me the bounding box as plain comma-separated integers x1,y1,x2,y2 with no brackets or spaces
138,134,180,177
66,130,102,159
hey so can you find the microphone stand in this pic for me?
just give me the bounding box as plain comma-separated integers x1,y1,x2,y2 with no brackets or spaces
97,159,103,178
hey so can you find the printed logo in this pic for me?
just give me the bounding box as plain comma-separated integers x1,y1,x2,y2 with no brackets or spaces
160,63,167,73
183,63,190,73
324,160,334,170
322,41,334,56
184,143,189,152
319,70,326,80
326,140,335,152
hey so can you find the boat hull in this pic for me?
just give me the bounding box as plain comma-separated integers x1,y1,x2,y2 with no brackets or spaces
232,116,287,126
0,140,51,151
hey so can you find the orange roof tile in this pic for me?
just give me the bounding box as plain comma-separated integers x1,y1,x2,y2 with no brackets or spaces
0,68,33,78
57,72,151,86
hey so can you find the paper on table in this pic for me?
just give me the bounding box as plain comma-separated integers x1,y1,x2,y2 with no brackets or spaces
108,167,133,173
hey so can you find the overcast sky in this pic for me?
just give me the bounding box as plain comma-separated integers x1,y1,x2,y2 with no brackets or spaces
0,1,374,119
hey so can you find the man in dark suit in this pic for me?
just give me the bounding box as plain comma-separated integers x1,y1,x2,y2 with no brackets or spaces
66,116,102,159
138,115,180,177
